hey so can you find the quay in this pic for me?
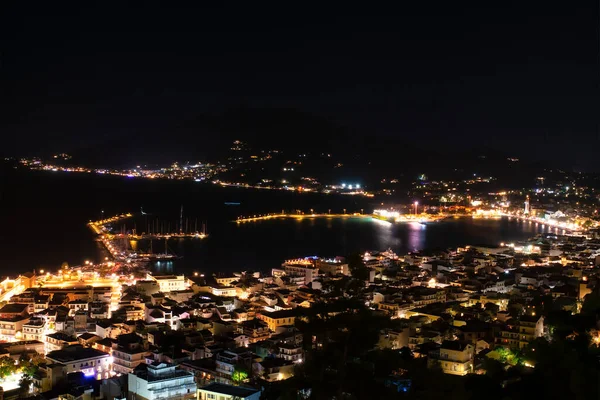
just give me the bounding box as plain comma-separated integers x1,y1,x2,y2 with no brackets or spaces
235,212,450,224
236,212,371,223
108,232,208,240
88,213,133,234
88,212,208,262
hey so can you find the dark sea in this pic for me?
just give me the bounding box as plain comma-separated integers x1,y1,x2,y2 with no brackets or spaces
1,168,549,276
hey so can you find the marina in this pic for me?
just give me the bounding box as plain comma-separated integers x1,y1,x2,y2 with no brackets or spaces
88,211,208,263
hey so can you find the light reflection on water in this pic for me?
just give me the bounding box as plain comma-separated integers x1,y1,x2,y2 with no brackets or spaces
144,216,547,275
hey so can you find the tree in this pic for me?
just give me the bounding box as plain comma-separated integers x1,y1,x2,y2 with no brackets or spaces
0,356,16,378
19,353,44,377
481,357,506,381
581,289,600,315
347,253,369,282
19,375,32,397
232,364,249,385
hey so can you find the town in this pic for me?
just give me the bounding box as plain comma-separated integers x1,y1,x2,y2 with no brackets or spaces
0,220,599,399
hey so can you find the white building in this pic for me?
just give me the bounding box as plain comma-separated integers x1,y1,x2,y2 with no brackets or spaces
22,318,46,341
127,362,196,400
46,345,112,379
147,275,187,293
197,383,260,400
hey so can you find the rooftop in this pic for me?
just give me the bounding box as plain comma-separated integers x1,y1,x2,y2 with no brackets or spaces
199,383,260,397
0,303,29,314
47,345,109,362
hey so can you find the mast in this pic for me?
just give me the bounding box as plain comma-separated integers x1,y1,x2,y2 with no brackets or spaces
179,205,183,234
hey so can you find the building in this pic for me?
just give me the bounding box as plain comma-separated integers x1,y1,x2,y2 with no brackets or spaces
46,332,78,352
197,383,260,400
208,285,238,297
378,328,409,350
46,345,112,379
253,358,295,382
256,310,296,332
0,303,31,341
215,349,253,380
0,340,45,357
148,275,187,293
22,318,45,341
277,342,303,363
497,316,544,349
428,341,474,376
315,258,350,276
111,333,150,375
127,362,196,400
238,320,270,344
273,259,320,284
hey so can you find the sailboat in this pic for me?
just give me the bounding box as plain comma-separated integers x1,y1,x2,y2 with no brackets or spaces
137,238,180,261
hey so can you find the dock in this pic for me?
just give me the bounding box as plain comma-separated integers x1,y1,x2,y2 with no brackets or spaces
107,232,208,240
235,212,371,223
235,212,455,224
88,212,207,262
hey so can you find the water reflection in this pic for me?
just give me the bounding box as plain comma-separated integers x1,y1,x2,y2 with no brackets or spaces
406,222,425,251
152,260,174,274
148,216,549,275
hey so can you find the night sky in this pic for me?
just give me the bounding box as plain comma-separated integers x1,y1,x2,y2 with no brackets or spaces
1,3,598,169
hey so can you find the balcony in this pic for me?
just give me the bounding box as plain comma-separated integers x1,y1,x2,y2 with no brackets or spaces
149,383,196,394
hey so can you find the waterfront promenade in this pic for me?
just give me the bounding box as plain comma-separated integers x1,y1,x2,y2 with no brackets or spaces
235,212,448,224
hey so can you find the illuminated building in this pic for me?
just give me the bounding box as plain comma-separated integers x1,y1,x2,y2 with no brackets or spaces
428,341,474,376
128,362,196,400
198,383,260,400
497,316,544,349
273,258,319,285
256,310,296,332
0,303,31,341
46,345,112,379
524,195,530,215
111,333,150,375
22,318,45,341
215,348,253,381
147,275,187,293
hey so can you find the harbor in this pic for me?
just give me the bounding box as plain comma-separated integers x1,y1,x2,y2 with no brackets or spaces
88,211,208,263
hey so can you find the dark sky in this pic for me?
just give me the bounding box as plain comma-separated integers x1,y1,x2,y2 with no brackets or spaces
1,3,598,169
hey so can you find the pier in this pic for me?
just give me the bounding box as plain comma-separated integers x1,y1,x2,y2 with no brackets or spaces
107,232,208,240
235,212,450,224
235,212,371,223
88,212,208,262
